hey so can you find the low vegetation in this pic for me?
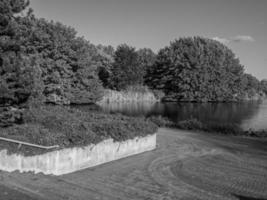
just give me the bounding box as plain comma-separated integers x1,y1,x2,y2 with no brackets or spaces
148,116,267,137
0,105,157,155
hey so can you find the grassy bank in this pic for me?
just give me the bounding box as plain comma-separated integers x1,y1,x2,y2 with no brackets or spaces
0,105,157,155
148,116,267,138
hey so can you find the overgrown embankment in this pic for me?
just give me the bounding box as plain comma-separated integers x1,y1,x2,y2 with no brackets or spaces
0,105,157,155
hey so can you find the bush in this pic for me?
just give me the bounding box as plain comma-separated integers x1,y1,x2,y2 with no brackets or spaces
204,122,242,135
152,90,165,101
175,119,204,130
148,115,173,127
0,107,23,127
243,129,267,137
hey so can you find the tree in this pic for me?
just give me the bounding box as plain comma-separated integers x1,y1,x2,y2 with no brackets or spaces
146,37,245,102
109,44,145,90
240,73,261,98
137,48,156,73
0,0,41,107
260,79,267,94
96,45,114,88
0,0,44,127
14,15,104,104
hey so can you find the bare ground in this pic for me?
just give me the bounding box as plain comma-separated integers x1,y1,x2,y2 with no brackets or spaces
0,128,267,200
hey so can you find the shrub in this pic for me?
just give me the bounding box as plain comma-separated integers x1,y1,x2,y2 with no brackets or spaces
0,107,23,127
175,118,204,130
152,90,165,101
243,129,267,137
204,122,242,135
148,115,173,127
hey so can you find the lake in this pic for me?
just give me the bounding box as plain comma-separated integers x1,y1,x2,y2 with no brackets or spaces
77,100,267,131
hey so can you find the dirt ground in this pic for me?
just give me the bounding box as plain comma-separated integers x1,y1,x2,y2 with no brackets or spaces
0,128,267,200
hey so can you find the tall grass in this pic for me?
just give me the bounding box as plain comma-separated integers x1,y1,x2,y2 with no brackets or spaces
98,86,164,103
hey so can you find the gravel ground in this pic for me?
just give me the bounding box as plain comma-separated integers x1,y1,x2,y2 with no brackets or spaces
0,128,267,200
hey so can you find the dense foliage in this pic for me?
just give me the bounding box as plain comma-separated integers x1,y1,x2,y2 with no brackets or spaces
96,45,114,88
0,0,41,106
260,79,267,95
15,15,104,104
1,0,107,106
109,44,146,90
0,0,44,126
146,37,249,102
137,48,156,78
240,73,263,99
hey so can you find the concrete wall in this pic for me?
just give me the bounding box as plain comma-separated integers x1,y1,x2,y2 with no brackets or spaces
0,134,156,175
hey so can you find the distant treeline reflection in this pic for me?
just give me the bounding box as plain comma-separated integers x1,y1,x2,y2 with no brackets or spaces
96,101,262,130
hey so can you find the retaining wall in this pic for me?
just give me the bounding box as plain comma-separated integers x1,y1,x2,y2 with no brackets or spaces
0,134,156,175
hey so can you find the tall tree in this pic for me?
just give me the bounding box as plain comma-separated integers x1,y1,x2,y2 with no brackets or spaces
109,44,145,90
0,0,44,127
146,37,245,102
14,15,104,104
137,48,156,70
0,0,42,107
260,79,267,94
96,45,114,88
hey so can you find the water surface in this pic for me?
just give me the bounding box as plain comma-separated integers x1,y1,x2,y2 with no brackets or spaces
96,100,267,131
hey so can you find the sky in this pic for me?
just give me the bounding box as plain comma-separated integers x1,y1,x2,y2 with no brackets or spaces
29,0,267,80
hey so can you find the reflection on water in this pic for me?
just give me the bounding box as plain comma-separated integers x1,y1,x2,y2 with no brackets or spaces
96,100,267,131
241,100,267,130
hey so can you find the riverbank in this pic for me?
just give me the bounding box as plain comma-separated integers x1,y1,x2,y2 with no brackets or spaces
162,92,266,102
148,116,267,138
1,128,266,199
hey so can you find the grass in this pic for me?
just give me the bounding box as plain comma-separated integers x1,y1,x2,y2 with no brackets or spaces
0,105,158,155
148,116,267,138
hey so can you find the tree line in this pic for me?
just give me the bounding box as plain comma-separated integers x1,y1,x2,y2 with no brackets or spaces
101,38,266,102
1,0,266,110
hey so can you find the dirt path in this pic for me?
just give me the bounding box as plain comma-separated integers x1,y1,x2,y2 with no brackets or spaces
0,128,267,200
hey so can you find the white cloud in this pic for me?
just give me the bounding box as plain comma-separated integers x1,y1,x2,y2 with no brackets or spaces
212,37,230,44
212,35,255,44
231,35,255,42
